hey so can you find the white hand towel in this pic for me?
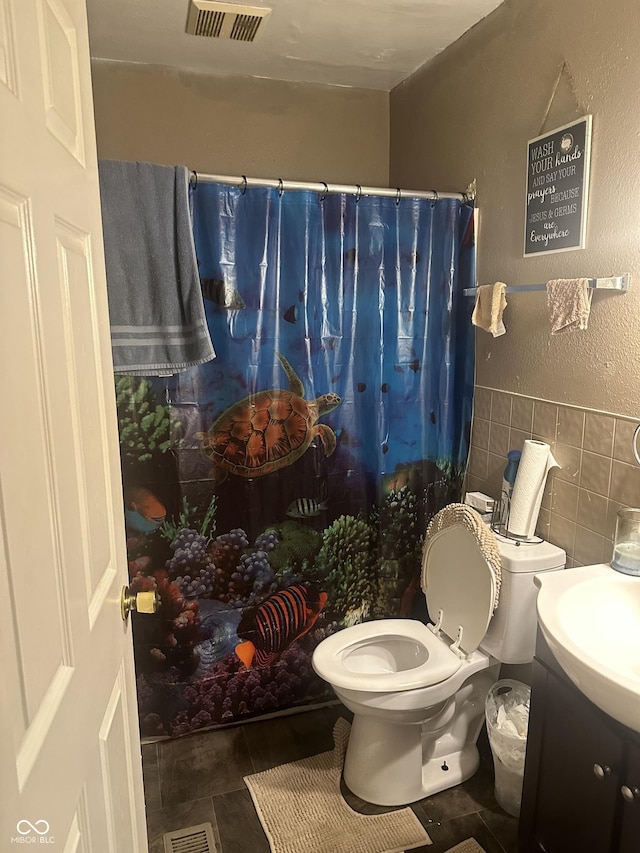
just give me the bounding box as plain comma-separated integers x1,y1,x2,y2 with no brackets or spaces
472,282,508,337
546,278,593,334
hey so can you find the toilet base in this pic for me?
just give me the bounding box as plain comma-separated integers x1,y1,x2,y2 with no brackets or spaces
422,743,480,798
344,713,426,806
341,669,495,806
344,715,480,806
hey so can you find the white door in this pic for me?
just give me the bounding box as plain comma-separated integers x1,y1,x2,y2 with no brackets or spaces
0,0,148,850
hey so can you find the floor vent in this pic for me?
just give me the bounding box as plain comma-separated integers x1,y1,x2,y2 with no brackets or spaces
163,822,217,853
186,1,271,42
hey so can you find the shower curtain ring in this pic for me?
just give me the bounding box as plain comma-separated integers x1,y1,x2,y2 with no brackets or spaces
355,185,362,203
396,188,401,206
430,190,439,207
278,178,284,197
320,182,328,202
190,170,198,188
240,175,248,194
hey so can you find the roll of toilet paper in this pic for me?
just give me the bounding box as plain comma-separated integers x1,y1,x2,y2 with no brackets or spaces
506,440,559,539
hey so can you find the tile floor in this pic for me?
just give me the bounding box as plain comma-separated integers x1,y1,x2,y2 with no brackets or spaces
142,703,519,853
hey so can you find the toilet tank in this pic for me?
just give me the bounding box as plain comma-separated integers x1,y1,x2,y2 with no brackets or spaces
480,537,566,664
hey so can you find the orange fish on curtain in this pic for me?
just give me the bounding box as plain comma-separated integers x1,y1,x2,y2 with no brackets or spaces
235,582,328,668
124,486,166,533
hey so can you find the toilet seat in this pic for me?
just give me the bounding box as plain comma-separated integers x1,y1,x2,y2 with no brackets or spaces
312,619,461,692
423,525,496,656
313,523,498,696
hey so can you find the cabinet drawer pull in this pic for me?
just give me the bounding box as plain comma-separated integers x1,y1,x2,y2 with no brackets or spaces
621,785,640,803
593,763,611,779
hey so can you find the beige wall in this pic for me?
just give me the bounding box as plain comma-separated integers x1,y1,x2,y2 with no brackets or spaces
92,3,640,566
390,0,640,566
465,388,640,568
91,60,389,186
390,0,640,420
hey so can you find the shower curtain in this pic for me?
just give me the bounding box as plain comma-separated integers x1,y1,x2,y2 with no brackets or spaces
118,183,475,738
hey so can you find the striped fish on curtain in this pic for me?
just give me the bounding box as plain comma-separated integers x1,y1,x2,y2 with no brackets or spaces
235,583,329,668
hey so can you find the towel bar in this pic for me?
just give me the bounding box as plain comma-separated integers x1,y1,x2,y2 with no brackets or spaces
463,274,630,297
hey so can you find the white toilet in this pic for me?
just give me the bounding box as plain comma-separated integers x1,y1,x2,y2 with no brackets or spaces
312,524,565,806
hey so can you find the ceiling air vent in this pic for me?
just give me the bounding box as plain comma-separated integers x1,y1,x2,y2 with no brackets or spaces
186,0,271,42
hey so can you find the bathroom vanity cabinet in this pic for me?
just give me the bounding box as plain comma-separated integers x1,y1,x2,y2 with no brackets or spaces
519,632,640,853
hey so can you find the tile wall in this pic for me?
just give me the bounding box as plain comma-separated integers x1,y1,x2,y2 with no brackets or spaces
466,387,640,568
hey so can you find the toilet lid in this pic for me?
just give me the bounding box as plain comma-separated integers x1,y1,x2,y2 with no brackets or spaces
423,525,496,655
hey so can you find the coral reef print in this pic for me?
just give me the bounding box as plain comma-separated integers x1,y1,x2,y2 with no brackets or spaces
117,184,475,738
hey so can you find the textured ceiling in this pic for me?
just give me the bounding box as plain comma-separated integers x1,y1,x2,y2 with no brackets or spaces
86,0,504,91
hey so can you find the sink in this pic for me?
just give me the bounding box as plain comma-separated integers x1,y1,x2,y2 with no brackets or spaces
535,563,640,733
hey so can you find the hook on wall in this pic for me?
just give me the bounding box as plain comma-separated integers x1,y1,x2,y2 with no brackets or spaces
633,424,640,466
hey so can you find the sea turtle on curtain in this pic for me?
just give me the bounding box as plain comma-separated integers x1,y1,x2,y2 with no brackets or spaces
195,353,341,483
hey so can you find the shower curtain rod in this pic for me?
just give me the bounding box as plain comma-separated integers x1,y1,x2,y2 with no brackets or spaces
189,171,473,202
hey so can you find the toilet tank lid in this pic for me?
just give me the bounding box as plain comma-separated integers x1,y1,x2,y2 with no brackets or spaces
497,536,566,573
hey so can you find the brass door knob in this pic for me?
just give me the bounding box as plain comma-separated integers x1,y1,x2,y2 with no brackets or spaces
121,586,159,622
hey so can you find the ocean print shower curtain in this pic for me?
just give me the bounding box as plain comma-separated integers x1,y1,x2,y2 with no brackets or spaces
118,183,476,738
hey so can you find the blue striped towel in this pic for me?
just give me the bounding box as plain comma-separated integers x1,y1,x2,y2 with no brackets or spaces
98,160,215,375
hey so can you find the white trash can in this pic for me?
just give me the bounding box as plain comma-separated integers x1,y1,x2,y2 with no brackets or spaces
485,679,531,817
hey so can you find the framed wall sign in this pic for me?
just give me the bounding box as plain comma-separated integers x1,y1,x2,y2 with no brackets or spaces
524,115,592,256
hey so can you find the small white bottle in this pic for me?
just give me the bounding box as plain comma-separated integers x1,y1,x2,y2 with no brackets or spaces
500,450,521,529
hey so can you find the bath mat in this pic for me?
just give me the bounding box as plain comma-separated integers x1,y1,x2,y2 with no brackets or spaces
244,718,431,853
444,841,486,853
